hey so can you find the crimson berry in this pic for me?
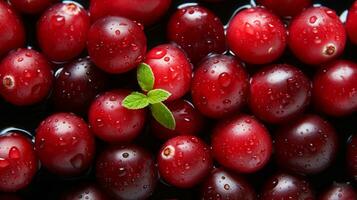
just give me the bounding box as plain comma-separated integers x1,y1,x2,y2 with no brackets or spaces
346,1,357,45
34,113,95,176
249,64,312,124
61,183,110,200
212,115,272,173
0,2,25,58
89,0,171,26
37,2,89,62
167,6,226,64
88,90,146,143
260,173,315,200
191,54,249,118
275,114,338,174
257,0,311,17
347,134,357,181
319,183,357,200
226,7,287,65
0,132,38,192
158,135,212,188
145,44,192,101
96,145,157,200
9,0,57,14
151,99,204,140
201,168,256,200
52,57,108,114
313,60,357,116
288,6,346,65
87,16,147,74
0,48,53,106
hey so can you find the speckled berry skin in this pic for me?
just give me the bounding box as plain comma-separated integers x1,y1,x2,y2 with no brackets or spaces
61,183,110,200
257,0,311,17
319,183,357,200
9,0,57,14
346,1,357,45
347,134,357,181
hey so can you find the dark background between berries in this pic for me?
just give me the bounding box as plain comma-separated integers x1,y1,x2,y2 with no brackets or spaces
0,0,356,199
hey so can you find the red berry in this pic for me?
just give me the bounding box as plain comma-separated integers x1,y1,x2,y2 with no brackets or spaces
260,173,315,200
249,64,311,124
88,90,146,143
288,6,346,65
347,134,357,181
200,168,256,200
89,0,171,26
157,136,212,188
212,115,272,173
0,48,53,106
274,114,338,174
87,16,147,74
191,54,249,118
319,183,357,200
9,0,57,14
0,132,38,192
145,44,192,101
227,7,287,64
151,99,204,140
313,60,357,116
61,183,110,200
35,113,95,176
37,2,89,62
96,145,157,200
346,1,357,45
257,0,311,17
167,6,226,64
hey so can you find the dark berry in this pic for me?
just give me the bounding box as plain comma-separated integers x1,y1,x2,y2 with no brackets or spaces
346,1,357,45
319,183,357,200
347,134,357,181
257,0,311,17
9,0,57,14
61,183,110,200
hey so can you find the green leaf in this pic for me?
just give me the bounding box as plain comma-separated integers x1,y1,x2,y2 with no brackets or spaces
150,102,176,130
137,63,155,92
122,92,149,109
147,89,171,104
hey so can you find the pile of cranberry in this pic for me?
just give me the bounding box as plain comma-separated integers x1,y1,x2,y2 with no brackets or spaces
0,0,356,199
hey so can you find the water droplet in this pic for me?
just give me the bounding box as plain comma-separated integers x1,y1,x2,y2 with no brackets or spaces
9,147,20,159
218,72,232,87
309,16,317,23
122,152,129,158
115,30,120,35
224,184,230,190
51,15,65,26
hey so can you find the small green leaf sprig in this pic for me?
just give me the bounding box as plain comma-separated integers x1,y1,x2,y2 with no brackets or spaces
122,63,176,130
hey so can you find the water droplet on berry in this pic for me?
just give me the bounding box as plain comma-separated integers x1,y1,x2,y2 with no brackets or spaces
8,147,20,159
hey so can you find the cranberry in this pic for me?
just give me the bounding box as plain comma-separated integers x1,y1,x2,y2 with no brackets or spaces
167,6,226,64
37,2,89,62
157,136,212,188
191,54,249,118
288,6,346,65
249,64,312,124
145,44,192,101
88,90,146,143
0,48,53,106
0,2,25,58
274,114,338,174
34,113,95,176
9,0,57,14
260,173,315,200
347,134,357,181
346,1,357,45
52,57,108,114
0,132,37,192
201,168,256,200
212,115,272,173
89,0,171,26
319,183,357,200
257,0,311,17
226,7,287,65
151,99,204,140
61,183,110,200
96,145,157,200
313,60,357,116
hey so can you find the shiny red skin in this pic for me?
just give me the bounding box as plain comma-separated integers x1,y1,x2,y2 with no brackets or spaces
191,54,249,118
96,145,157,200
257,0,311,17
211,115,273,173
0,2,25,58
89,0,171,26
167,6,226,64
288,7,346,65
201,168,256,200
145,44,192,101
346,1,357,45
319,183,357,200
260,173,315,200
87,16,147,74
275,115,338,174
226,7,287,65
0,48,53,106
0,133,38,192
249,64,312,124
313,60,357,116
37,2,89,62
34,113,95,176
88,90,146,143
157,136,213,188
151,99,204,140
9,0,57,14
61,183,110,200
52,57,108,114
347,134,357,181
